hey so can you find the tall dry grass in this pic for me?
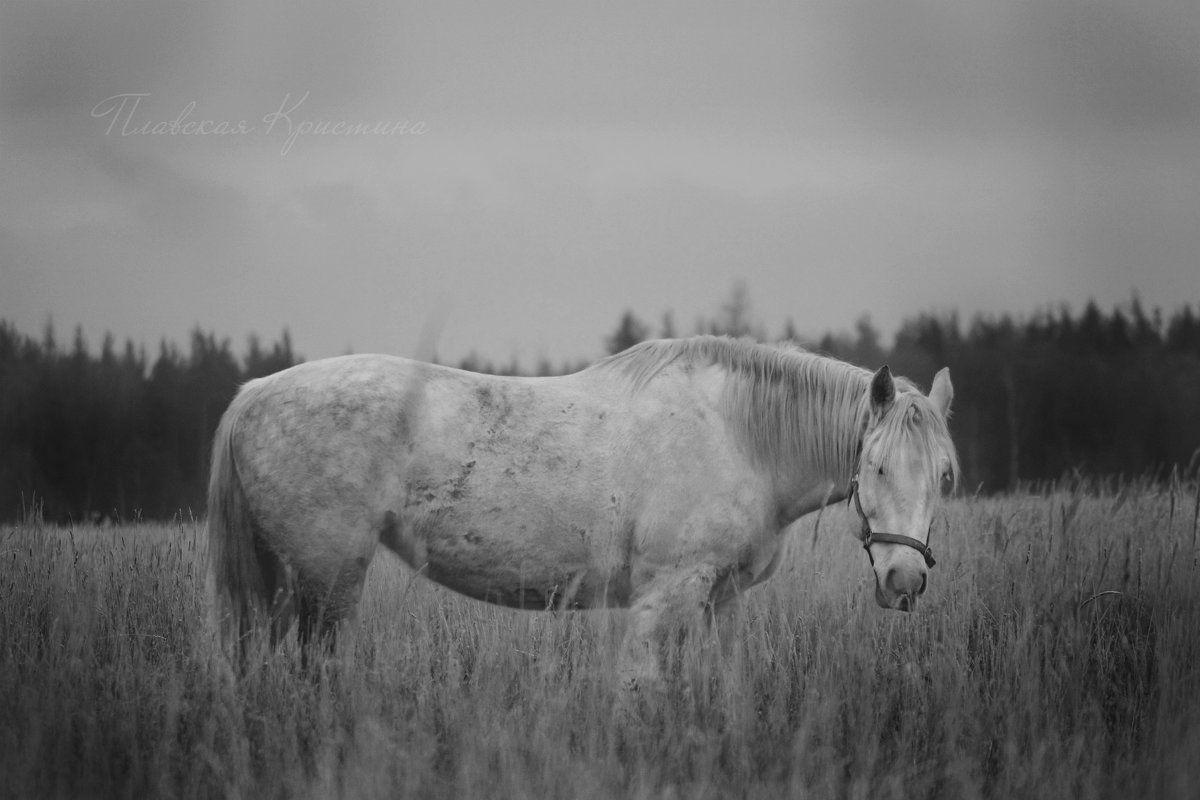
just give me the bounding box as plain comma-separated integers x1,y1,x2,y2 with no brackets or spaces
1,480,1198,798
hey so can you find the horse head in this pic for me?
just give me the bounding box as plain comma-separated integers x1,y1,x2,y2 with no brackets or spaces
851,365,957,612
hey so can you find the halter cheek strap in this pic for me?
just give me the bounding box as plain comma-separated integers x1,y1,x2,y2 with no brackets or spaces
847,477,937,569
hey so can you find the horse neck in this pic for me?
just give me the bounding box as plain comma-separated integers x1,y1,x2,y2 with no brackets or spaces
777,431,862,526
725,366,867,525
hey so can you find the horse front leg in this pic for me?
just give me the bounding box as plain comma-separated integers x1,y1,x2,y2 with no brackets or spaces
616,564,719,708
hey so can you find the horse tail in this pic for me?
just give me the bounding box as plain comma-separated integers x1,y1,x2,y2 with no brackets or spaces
206,379,274,656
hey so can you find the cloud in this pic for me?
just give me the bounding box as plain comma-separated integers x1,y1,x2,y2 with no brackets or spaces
2,0,1198,365
1,1,217,111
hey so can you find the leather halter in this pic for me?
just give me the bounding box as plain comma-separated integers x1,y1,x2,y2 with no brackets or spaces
847,476,937,569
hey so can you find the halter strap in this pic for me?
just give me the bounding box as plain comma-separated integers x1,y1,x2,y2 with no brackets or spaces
847,477,937,569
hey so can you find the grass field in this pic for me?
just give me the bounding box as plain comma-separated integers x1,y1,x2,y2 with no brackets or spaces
2,481,1198,799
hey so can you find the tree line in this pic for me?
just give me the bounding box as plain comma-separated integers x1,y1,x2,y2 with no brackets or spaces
2,294,1199,521
0,324,298,522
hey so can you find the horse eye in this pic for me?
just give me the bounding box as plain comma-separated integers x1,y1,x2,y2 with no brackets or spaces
877,466,885,476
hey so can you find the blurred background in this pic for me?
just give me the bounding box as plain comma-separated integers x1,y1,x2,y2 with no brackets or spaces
1,0,1198,520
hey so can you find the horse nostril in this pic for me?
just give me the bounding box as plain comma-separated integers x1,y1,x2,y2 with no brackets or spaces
885,567,925,608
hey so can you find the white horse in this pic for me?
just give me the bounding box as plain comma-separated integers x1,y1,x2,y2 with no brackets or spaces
208,336,957,688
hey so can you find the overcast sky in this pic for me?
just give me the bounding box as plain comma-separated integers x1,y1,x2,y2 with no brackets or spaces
2,0,1198,366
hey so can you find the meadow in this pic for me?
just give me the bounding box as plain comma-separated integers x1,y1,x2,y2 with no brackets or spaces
1,481,1198,799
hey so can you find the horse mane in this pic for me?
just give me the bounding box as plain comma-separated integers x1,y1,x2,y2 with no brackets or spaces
593,336,956,486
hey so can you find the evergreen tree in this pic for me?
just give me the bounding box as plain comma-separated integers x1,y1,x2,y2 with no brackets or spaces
606,311,649,355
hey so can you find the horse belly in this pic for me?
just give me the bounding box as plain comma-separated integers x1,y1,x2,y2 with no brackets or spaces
387,490,630,609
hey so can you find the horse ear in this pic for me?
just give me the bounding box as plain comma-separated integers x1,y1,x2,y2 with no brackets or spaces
929,367,954,418
870,365,895,413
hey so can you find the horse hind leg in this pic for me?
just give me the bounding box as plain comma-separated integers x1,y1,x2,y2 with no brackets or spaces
295,554,372,668
230,535,296,669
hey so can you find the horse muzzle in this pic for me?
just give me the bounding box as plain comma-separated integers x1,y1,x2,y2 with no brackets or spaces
874,561,928,612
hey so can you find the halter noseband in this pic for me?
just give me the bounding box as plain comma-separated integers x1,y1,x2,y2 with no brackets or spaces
847,476,937,569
